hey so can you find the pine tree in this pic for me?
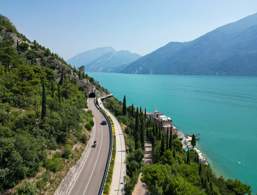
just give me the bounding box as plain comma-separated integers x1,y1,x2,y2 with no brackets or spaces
41,79,46,119
122,95,127,115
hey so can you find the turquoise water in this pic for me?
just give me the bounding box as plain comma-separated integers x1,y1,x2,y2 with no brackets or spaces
89,72,257,191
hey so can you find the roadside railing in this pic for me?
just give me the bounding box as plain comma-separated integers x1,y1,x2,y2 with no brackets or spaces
95,97,114,195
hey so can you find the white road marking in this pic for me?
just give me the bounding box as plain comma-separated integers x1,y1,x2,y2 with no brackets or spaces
82,120,104,195
66,101,97,195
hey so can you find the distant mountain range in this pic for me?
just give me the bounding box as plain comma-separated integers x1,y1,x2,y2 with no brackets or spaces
123,13,257,75
68,47,140,72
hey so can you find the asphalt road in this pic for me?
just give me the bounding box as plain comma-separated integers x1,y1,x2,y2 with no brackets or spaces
98,97,126,195
66,98,110,195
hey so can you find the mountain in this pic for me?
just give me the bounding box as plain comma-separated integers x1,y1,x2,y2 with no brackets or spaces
123,13,257,75
68,47,115,68
68,47,140,72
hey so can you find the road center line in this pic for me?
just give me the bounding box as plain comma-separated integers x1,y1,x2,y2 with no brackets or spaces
67,100,97,195
82,116,104,195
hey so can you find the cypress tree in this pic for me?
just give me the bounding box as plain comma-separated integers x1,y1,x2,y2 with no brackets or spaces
166,132,169,149
140,119,145,149
199,163,202,176
131,104,134,117
122,95,127,115
41,79,46,119
158,127,161,140
186,148,190,164
191,134,196,148
134,108,140,148
169,131,173,149
160,134,165,156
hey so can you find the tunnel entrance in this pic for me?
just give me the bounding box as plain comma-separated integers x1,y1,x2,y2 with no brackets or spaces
88,92,96,98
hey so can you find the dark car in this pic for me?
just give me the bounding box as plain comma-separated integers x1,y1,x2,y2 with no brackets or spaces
101,120,107,125
92,140,97,148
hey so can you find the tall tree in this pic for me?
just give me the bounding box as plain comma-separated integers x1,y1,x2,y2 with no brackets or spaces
169,131,173,149
123,95,127,115
186,148,190,164
198,163,202,176
160,134,165,156
134,107,140,148
41,79,46,119
140,119,145,149
166,131,170,149
191,134,196,148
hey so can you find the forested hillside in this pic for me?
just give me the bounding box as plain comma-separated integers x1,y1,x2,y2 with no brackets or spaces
0,15,94,194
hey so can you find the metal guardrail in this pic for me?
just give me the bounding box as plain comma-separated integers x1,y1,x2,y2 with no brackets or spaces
95,98,113,195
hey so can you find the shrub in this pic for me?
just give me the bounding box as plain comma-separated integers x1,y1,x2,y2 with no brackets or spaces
63,144,72,159
45,157,63,172
15,181,37,195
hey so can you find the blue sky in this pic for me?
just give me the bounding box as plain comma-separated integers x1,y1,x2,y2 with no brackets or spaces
1,0,257,59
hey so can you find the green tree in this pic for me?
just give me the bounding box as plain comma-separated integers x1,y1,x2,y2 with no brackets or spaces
191,134,196,148
122,95,127,115
186,148,190,164
160,134,165,156
41,79,46,119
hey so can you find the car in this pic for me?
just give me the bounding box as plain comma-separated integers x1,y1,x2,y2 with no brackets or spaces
101,120,107,125
92,140,97,148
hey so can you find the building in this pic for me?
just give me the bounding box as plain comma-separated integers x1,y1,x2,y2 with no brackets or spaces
148,111,176,134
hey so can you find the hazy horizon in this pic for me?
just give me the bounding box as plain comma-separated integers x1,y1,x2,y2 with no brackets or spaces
1,0,257,60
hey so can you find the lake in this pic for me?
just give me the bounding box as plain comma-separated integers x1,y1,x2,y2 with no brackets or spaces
89,72,257,191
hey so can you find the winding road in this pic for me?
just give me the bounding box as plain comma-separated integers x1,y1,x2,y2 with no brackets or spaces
55,98,110,195
98,97,126,195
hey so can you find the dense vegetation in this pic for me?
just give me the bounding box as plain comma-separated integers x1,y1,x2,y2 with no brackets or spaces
0,15,94,194
103,97,251,195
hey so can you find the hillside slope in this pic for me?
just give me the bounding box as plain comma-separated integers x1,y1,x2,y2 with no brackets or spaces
123,13,257,75
0,15,95,194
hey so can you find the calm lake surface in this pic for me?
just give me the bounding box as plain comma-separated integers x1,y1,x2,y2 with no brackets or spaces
89,72,257,191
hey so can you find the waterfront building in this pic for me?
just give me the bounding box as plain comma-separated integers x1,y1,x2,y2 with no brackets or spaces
148,111,176,134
